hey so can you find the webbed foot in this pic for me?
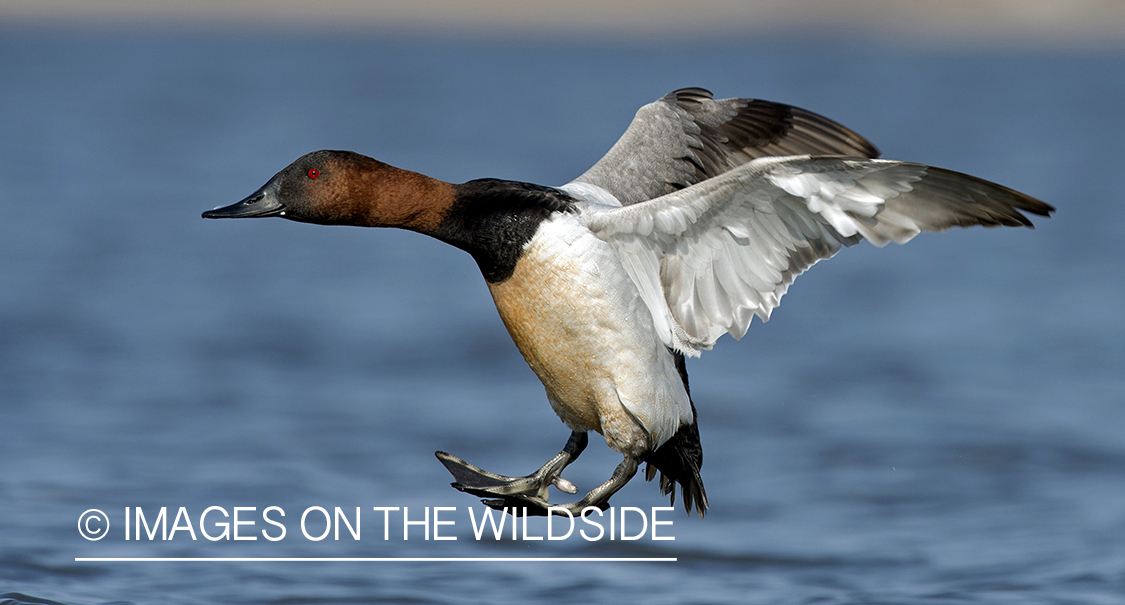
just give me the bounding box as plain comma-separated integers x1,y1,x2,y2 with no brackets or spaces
435,431,587,502
438,442,638,518
435,451,579,500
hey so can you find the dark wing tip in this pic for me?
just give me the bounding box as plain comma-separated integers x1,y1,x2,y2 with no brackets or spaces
939,166,1054,225
1005,193,1054,228
892,163,1054,232
667,88,881,160
733,100,881,159
784,104,882,159
1013,192,1055,219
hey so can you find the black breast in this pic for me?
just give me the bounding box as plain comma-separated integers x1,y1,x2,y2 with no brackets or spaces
433,179,576,283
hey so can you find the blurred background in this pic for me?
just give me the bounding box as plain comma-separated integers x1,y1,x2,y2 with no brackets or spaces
1,1,1123,604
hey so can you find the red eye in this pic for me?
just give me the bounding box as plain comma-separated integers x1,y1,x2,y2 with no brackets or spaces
307,169,319,179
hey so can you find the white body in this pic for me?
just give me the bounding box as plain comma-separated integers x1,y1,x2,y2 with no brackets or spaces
486,207,692,456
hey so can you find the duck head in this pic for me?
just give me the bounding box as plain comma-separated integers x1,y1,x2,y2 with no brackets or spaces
203,150,455,232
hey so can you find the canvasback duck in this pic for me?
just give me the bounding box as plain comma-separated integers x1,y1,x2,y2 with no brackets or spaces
204,88,1052,517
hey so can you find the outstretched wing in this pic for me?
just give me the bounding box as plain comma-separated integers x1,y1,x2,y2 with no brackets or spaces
583,155,1053,355
569,88,880,206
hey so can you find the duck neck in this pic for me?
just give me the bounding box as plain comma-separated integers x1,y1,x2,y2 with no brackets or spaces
342,159,458,234
336,157,576,282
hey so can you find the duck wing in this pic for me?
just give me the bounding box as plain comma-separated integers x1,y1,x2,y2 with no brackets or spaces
569,88,880,206
583,155,1053,355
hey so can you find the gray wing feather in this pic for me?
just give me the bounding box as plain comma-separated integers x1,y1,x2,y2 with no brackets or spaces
571,88,880,206
585,156,1052,355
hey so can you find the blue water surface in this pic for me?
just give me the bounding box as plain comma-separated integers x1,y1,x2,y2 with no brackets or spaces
1,24,1123,605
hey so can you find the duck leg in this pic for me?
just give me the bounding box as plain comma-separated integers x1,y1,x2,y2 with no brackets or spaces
436,431,588,502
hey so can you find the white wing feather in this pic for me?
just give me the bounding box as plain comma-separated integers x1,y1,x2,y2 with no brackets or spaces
583,155,1050,356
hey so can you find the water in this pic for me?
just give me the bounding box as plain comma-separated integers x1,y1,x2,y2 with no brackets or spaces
1,24,1124,604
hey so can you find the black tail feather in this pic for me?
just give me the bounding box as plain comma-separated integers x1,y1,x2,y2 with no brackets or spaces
641,351,708,517
643,403,708,517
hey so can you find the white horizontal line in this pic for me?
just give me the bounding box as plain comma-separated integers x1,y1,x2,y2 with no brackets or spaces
75,557,676,562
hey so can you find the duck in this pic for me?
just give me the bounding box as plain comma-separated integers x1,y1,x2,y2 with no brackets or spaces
203,87,1052,518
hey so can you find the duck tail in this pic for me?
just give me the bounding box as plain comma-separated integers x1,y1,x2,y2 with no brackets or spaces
642,351,708,517
643,405,708,517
